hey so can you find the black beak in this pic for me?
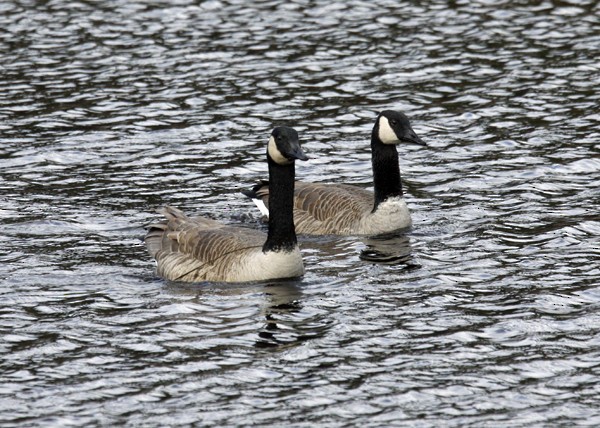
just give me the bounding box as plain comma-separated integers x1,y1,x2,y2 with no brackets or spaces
403,132,427,146
288,144,309,161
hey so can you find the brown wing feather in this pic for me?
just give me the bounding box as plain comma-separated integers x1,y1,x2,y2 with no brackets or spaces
246,181,375,234
292,182,373,234
145,206,265,281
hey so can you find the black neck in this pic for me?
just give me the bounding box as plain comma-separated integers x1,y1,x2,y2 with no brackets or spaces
371,127,402,211
263,155,297,252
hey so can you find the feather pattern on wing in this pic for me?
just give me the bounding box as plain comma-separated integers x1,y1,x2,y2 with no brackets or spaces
293,182,374,234
251,181,374,235
249,181,412,235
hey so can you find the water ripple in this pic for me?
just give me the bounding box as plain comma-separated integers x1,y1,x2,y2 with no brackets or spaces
1,0,600,426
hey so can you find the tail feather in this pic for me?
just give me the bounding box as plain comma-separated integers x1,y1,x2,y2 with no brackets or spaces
241,180,269,199
145,206,189,258
158,206,188,221
145,222,167,258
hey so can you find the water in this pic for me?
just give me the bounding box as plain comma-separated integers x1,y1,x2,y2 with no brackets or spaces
1,0,599,426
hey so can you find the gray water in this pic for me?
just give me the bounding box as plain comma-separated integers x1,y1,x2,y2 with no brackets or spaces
1,0,600,426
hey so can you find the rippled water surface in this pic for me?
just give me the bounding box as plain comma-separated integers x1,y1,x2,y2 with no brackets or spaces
1,0,600,426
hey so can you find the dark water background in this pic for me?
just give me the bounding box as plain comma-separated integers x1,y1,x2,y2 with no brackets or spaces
1,0,599,426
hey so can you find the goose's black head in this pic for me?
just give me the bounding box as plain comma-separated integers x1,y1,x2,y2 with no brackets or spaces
375,110,426,146
268,126,308,165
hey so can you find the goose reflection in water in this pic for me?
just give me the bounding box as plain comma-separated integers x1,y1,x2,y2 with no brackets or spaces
358,234,418,267
256,280,304,348
164,279,330,349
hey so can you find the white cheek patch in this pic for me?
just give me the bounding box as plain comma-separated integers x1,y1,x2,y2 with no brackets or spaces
378,116,400,144
268,136,291,165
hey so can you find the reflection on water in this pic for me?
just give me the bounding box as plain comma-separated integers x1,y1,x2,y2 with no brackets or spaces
1,0,600,426
359,234,416,266
163,280,320,349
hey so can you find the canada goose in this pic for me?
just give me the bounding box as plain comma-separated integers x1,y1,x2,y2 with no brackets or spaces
145,126,308,283
244,111,425,236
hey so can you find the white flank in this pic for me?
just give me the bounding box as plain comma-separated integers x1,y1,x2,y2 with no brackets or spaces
267,136,291,165
378,115,400,144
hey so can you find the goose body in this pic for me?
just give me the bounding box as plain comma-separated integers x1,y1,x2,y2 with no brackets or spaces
146,127,307,283
244,111,425,236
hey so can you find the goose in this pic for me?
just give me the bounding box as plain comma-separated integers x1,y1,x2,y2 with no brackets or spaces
145,126,308,283
243,111,426,236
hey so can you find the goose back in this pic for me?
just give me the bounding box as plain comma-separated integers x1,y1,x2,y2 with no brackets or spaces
249,181,411,235
250,181,373,235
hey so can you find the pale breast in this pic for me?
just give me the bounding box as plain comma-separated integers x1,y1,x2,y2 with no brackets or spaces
357,197,412,235
222,247,305,282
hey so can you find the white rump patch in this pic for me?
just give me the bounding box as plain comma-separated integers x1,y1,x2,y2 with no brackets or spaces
267,136,291,165
378,116,400,144
252,198,270,217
